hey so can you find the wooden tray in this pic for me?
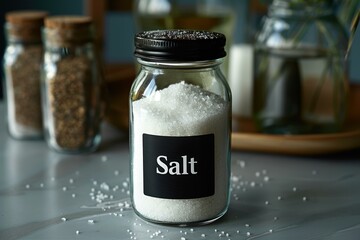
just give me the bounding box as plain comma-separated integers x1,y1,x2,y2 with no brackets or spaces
102,63,360,155
231,83,360,155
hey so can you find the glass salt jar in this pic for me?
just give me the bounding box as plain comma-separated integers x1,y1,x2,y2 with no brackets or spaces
41,16,103,153
130,29,231,225
253,0,349,134
3,11,48,139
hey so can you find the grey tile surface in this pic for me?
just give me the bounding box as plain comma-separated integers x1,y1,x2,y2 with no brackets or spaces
1,104,360,240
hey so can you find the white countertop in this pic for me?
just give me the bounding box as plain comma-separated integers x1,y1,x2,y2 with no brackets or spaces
1,103,360,240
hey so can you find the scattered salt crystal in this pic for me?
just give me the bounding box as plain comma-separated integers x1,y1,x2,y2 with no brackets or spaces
292,187,297,192
93,180,97,185
265,201,269,205
231,176,240,182
88,219,95,224
76,230,80,235
262,169,267,174
72,193,76,198
69,178,74,184
114,170,119,176
245,224,250,227
302,196,308,202
246,232,251,236
274,216,278,221
122,181,128,188
181,237,186,240
201,233,206,237
100,182,110,191
62,186,67,191
239,160,246,168
277,196,282,200
25,184,30,189
255,172,261,177
40,183,44,188
263,176,270,182
61,217,67,222
250,181,256,187
269,229,273,233
101,155,108,162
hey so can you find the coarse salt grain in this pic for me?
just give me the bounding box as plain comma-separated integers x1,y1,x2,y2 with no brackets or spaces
132,82,229,223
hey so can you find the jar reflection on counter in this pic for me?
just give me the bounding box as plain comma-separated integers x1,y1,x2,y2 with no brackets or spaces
41,16,102,153
3,11,48,139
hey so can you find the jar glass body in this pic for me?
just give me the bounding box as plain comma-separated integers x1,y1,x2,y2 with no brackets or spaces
130,59,231,225
3,25,43,139
41,41,102,153
253,0,349,134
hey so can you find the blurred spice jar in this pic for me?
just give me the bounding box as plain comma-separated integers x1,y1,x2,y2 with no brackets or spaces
3,11,48,139
41,16,103,153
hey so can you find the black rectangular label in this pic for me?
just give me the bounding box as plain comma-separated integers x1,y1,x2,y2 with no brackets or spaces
143,133,215,199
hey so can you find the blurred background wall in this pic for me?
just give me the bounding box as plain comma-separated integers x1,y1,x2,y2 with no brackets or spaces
1,0,359,100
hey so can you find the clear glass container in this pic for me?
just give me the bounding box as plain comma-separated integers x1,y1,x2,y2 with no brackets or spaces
130,30,231,225
3,11,48,139
253,0,349,134
41,16,102,153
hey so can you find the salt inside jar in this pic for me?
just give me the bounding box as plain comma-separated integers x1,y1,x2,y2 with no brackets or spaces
130,30,231,225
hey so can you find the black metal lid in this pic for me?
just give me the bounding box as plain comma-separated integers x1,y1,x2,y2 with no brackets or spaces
134,29,226,61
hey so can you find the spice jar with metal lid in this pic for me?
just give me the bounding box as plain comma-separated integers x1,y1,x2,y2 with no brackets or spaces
3,11,48,139
130,29,231,225
41,16,102,153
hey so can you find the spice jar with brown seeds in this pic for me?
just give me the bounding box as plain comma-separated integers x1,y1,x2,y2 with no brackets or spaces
3,11,48,139
41,16,103,153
